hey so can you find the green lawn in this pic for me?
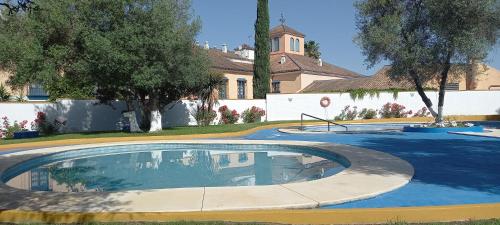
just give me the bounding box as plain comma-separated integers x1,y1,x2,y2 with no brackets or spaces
0,121,299,146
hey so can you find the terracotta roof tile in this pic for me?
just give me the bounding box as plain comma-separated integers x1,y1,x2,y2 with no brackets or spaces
301,66,415,92
270,25,305,38
208,49,253,74
270,53,362,78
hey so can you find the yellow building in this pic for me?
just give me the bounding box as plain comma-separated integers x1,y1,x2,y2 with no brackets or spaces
302,64,500,93
208,24,363,99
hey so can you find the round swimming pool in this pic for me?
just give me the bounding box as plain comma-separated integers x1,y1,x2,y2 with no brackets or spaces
3,143,348,192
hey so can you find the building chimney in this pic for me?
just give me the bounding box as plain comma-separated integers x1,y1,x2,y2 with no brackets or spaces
204,41,209,50
280,55,286,64
318,58,323,67
222,43,228,53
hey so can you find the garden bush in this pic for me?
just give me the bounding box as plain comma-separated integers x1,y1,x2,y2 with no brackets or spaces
359,108,377,119
1,117,28,139
413,107,431,117
0,84,11,102
218,105,239,124
242,106,265,123
194,106,217,126
334,105,358,121
33,112,57,135
379,103,412,118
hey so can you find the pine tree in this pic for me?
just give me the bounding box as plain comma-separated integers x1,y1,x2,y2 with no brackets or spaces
253,0,270,99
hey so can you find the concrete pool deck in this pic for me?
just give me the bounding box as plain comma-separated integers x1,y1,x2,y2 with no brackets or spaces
0,140,413,212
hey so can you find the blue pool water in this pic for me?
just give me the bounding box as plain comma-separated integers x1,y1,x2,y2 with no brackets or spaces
4,144,347,192
245,123,500,208
301,123,412,132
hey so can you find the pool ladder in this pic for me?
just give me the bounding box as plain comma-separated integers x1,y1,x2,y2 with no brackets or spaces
300,113,348,132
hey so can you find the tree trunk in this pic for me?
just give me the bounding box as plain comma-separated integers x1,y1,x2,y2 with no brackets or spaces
149,97,162,132
123,100,142,133
436,60,452,123
409,69,438,117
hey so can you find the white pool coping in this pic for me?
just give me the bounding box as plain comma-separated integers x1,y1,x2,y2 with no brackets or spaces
0,140,414,212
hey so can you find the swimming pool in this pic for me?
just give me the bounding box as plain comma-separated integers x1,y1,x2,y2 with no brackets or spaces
0,140,413,212
3,143,348,192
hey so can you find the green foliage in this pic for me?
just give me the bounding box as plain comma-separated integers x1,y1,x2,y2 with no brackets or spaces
334,105,358,121
34,112,57,135
348,89,381,101
242,106,266,123
1,0,215,131
304,40,321,59
379,103,412,119
0,0,95,100
0,84,11,101
355,0,500,122
1,116,28,139
253,0,271,99
194,106,217,127
218,105,240,124
359,108,377,119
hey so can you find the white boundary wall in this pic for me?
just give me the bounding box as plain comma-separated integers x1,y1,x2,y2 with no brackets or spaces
0,99,266,132
0,91,498,132
266,91,500,121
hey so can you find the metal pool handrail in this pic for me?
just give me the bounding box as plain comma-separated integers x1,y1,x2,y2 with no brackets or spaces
300,113,348,132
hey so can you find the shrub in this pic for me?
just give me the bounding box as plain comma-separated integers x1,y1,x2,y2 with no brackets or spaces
379,103,412,118
1,116,28,139
334,105,358,121
0,84,11,102
359,108,377,119
242,106,265,123
33,112,56,135
194,106,217,126
413,107,431,117
218,105,239,124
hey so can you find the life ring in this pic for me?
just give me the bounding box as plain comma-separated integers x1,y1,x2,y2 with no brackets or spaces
320,96,331,108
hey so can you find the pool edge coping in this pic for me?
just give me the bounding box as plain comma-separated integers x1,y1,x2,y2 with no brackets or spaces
0,140,414,213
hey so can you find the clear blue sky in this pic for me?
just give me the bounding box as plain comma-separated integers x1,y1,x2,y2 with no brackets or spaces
192,0,500,76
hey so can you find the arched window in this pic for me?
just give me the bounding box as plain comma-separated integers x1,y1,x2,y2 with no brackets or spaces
272,37,280,52
295,39,300,52
289,37,295,51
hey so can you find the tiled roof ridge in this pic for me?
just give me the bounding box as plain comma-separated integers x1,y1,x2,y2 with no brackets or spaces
285,53,303,72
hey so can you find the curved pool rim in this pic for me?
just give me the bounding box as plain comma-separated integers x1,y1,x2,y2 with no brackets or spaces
0,140,413,212
1,143,351,190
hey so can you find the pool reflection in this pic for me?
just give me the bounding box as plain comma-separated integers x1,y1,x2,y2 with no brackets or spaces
6,150,343,192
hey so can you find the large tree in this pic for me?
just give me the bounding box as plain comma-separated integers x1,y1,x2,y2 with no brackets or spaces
355,0,500,123
253,0,270,99
76,0,218,132
1,0,221,132
0,0,94,100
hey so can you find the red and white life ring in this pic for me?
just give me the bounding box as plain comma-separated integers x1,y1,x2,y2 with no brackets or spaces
320,96,331,108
